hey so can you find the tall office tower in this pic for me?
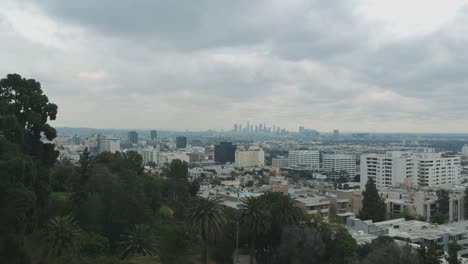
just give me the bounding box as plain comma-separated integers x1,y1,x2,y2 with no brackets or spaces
322,154,356,176
235,148,265,168
259,123,263,132
233,124,238,133
214,142,236,164
246,121,250,133
333,129,339,137
360,149,461,190
239,124,243,133
255,125,259,133
98,135,121,153
288,150,320,169
150,130,157,140
299,126,305,135
128,131,138,144
176,136,187,149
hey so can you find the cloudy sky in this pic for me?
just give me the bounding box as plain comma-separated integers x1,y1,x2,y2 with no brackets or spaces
1,0,468,132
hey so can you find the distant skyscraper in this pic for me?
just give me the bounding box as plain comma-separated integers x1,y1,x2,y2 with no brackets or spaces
150,130,157,140
233,124,238,133
176,136,187,149
128,131,138,144
214,142,236,164
333,129,339,137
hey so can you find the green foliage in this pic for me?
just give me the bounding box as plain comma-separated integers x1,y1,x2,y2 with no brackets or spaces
154,222,193,262
436,189,450,215
119,224,158,259
359,177,386,222
239,196,271,264
159,205,174,221
271,225,326,264
0,73,59,262
82,232,110,257
315,220,357,264
262,192,304,226
42,215,84,261
186,196,227,264
49,192,73,201
447,241,461,264
431,212,449,224
417,243,444,264
464,186,468,219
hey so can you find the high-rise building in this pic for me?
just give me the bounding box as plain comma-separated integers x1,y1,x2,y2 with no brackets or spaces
322,154,356,176
214,142,236,164
360,149,461,190
128,131,138,144
333,129,339,137
176,136,187,149
288,150,320,169
235,148,265,168
98,135,121,153
233,124,238,133
150,130,157,140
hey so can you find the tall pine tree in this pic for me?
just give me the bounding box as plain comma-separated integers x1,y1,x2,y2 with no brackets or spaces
359,177,386,222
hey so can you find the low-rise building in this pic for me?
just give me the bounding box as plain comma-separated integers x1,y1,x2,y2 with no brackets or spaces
296,195,331,219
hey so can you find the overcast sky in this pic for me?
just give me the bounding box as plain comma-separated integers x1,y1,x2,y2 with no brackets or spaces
1,0,468,132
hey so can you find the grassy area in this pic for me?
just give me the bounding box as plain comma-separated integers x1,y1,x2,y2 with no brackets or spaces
49,192,73,201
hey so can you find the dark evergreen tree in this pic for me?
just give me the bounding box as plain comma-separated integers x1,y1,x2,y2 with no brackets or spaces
446,241,461,264
359,177,386,222
436,189,450,215
0,73,59,263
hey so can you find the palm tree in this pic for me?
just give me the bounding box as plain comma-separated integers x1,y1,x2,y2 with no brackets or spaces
186,196,227,264
239,196,270,264
41,215,83,262
119,224,158,259
264,192,304,226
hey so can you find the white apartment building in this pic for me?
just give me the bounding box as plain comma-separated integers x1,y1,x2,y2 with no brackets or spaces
288,150,320,169
361,149,461,190
415,150,461,187
272,158,289,168
322,154,356,176
138,145,160,165
98,135,121,153
235,148,265,168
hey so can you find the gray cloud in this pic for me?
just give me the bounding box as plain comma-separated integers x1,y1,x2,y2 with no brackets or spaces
1,0,468,132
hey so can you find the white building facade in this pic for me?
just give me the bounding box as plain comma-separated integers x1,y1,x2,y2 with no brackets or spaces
322,154,356,176
235,148,265,168
288,150,320,169
361,149,461,190
138,145,160,165
98,135,121,153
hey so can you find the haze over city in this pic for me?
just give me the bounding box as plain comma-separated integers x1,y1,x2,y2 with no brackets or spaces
2,0,468,132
